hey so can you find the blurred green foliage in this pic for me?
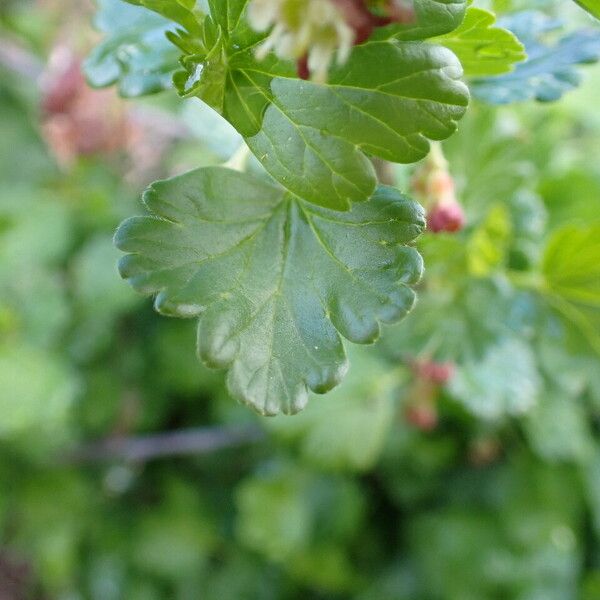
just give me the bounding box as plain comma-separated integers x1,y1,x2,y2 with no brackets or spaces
0,1,599,599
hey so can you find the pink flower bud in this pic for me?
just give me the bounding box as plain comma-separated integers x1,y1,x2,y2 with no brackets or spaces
427,199,465,233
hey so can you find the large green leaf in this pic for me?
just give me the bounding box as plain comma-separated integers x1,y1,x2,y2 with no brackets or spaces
241,43,469,210
433,6,526,77
472,11,600,103
115,167,424,415
174,4,469,209
84,0,181,97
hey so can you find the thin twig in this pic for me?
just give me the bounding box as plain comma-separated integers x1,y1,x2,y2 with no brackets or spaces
67,423,265,464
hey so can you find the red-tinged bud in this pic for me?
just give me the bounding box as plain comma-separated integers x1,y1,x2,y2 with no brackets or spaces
405,401,438,431
427,199,465,233
412,359,455,385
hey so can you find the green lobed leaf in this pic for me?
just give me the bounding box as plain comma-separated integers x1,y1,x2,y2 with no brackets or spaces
174,3,469,210
84,0,181,97
472,11,600,104
433,6,526,77
115,166,425,415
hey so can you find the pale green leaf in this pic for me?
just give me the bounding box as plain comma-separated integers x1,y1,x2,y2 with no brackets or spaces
373,0,468,41
433,6,526,77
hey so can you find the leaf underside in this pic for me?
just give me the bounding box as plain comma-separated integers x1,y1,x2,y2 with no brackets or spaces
115,167,425,415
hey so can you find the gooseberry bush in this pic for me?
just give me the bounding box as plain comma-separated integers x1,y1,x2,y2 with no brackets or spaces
2,0,600,597
84,0,600,416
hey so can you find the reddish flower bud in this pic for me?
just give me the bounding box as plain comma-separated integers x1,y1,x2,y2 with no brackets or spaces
427,199,465,233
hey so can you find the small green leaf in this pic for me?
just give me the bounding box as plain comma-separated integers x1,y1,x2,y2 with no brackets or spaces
115,167,425,415
433,6,526,77
373,0,468,41
472,11,600,104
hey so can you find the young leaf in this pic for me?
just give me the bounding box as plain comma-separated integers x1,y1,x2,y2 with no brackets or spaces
373,0,468,41
472,11,600,104
433,6,526,77
84,0,181,97
115,167,425,415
